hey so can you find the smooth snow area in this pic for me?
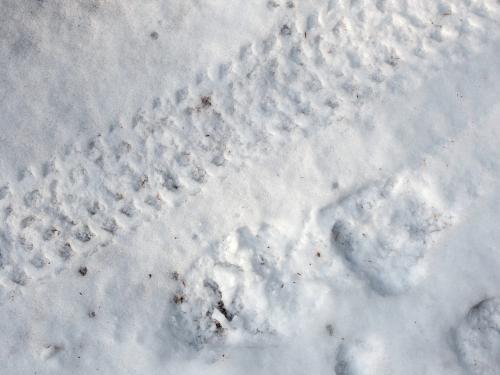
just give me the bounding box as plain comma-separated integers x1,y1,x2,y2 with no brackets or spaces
0,1,500,374
0,0,272,172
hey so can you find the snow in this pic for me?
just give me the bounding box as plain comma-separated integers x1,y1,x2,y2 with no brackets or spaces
325,175,453,296
1,0,500,374
0,0,272,174
455,297,500,375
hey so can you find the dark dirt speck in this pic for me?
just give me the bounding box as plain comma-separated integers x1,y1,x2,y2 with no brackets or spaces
201,96,212,108
173,294,185,304
79,266,88,276
280,24,292,36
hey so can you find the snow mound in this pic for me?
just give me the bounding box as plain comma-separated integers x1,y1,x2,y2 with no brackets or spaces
169,225,289,350
455,297,500,375
327,176,452,295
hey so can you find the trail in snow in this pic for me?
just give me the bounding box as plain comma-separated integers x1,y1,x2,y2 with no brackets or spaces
0,1,500,374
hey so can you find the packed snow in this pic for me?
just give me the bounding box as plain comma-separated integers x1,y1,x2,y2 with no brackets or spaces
1,0,500,374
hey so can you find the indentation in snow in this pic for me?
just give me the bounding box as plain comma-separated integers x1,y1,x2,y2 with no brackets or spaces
327,175,452,295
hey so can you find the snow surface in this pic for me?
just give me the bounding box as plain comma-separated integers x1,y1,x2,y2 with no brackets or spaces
1,0,500,374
